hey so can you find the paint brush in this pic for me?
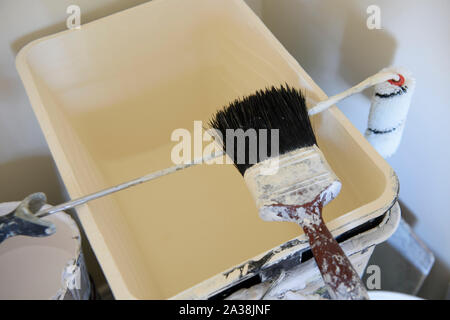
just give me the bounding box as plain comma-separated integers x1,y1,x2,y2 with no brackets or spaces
209,85,369,300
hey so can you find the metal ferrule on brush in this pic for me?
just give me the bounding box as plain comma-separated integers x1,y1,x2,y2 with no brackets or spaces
243,145,342,222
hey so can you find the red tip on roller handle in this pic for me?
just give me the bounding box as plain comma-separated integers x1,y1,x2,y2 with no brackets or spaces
388,74,405,87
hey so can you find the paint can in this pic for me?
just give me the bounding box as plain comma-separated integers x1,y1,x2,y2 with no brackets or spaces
0,201,91,299
365,67,415,158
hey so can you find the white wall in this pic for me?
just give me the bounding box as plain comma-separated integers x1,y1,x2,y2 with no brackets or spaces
257,0,449,299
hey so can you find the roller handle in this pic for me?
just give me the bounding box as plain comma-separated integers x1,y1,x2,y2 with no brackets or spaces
301,216,369,300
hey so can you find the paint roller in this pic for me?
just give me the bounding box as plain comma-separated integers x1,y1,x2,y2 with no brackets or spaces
310,67,415,158
365,67,415,158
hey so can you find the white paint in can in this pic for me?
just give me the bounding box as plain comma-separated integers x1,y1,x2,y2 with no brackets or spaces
0,202,89,300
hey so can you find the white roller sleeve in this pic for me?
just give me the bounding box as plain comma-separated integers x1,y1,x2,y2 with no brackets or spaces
365,67,415,158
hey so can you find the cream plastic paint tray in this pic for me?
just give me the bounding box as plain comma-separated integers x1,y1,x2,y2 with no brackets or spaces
16,0,398,299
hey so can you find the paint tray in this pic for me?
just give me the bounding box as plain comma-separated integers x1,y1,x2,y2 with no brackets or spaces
16,0,398,299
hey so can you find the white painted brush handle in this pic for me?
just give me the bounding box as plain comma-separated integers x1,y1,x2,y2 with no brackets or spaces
36,151,224,218
308,72,400,116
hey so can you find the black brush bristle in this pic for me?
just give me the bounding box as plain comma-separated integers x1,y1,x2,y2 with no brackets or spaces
209,85,317,175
